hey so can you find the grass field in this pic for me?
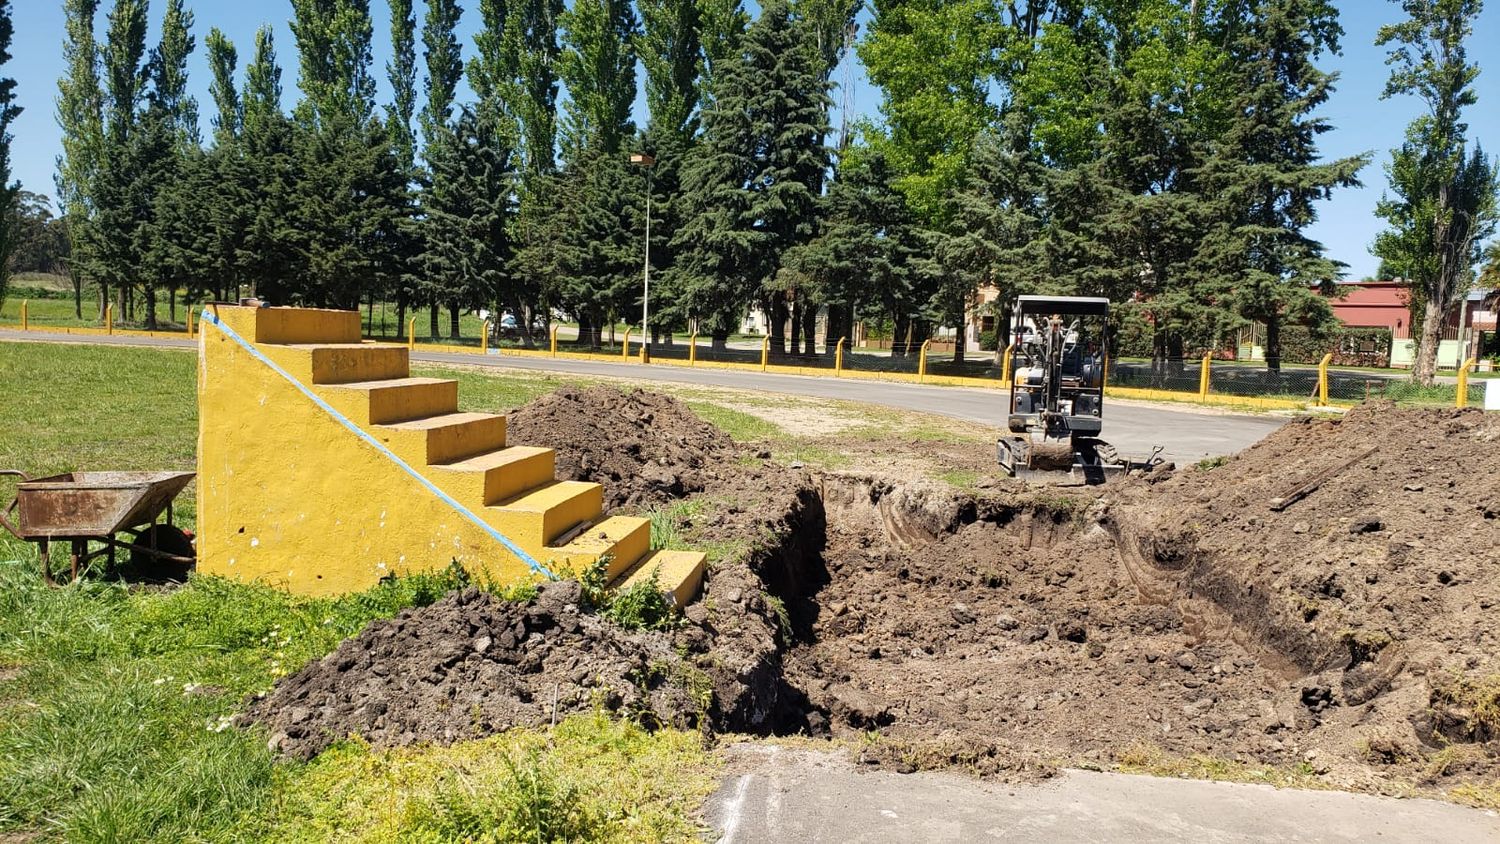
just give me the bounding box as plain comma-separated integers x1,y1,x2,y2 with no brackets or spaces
0,341,718,842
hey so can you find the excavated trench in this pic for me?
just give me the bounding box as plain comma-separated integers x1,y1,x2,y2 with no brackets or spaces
726,473,1384,768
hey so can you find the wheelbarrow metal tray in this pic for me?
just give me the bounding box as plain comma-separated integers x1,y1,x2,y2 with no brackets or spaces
14,471,195,539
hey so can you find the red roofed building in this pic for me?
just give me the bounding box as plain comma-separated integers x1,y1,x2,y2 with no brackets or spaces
1326,281,1496,368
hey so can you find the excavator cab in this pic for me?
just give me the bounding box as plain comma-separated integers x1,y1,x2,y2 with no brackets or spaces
998,296,1122,482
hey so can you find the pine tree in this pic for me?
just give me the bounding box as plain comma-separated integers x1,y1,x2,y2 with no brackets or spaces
55,0,104,318
238,27,300,302
674,1,830,353
1190,0,1366,373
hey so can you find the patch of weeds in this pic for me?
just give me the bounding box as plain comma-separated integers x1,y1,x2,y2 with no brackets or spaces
1449,781,1500,810
490,580,541,603
763,592,793,643
648,499,707,550
1195,455,1230,471
1113,743,1329,790
604,572,676,632
680,401,783,441
248,712,719,842
935,468,980,491
1430,672,1500,741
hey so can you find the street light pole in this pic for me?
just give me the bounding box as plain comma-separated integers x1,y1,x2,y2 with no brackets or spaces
631,153,655,360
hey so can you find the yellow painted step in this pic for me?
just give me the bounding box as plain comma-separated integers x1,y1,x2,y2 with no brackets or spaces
544,515,651,575
378,412,509,466
611,549,707,607
277,343,410,385
217,304,362,344
430,445,554,504
486,480,603,550
320,377,459,425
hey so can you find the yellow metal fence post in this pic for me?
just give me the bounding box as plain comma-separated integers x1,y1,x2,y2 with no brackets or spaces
20,300,27,331
407,317,415,352
187,309,195,339
835,336,846,375
481,320,490,355
1457,357,1478,408
689,332,698,365
1317,352,1333,406
1001,343,1014,387
106,304,113,335
760,335,770,371
550,324,559,357
919,339,932,383
1198,353,1212,400
622,326,631,359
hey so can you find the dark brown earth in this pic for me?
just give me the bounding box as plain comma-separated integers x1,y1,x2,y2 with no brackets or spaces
243,393,1500,799
506,385,736,510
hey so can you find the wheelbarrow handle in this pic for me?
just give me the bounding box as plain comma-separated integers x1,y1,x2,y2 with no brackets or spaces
0,469,30,541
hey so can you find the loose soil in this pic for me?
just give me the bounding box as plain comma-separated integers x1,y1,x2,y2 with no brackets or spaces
506,385,736,510
243,394,1500,800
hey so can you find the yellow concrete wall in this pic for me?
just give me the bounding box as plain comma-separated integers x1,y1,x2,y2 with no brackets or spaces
196,308,536,596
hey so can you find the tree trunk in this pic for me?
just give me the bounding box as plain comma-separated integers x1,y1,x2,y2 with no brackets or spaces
429,304,440,340
143,284,158,330
1264,314,1282,374
712,330,728,351
1412,297,1445,386
789,298,802,356
169,287,176,325
769,294,789,356
514,298,536,349
892,313,909,358
366,293,375,335
98,283,108,322
448,302,461,340
70,265,83,319
396,301,406,339
1167,333,1185,376
824,305,844,358
801,303,817,356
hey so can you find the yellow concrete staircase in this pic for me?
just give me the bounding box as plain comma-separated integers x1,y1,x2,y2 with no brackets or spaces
196,304,704,603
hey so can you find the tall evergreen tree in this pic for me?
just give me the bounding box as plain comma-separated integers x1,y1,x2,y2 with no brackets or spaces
1191,0,1366,373
55,0,104,317
87,0,149,320
150,0,198,145
239,27,300,301
673,0,831,350
1373,0,1498,384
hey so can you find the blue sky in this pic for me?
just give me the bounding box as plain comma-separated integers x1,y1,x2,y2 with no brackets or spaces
8,0,1500,281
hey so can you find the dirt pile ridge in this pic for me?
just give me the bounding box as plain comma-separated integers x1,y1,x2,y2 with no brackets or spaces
241,395,1500,797
506,385,736,510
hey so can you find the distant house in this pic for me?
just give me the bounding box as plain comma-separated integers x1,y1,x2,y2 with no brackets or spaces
1326,280,1496,369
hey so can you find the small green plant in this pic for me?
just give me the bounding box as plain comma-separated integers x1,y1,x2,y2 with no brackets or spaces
763,592,793,643
604,571,676,632
1195,455,1230,471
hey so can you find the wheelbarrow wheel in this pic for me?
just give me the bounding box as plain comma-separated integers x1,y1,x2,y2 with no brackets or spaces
128,524,195,582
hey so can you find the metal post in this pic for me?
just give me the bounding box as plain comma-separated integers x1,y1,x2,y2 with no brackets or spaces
20,300,27,331
836,336,846,375
1457,357,1478,408
1198,354,1212,400
550,325,559,357
1001,343,1015,387
622,326,631,359
642,168,652,363
761,335,770,371
919,339,933,382
187,309,195,339
408,317,416,352
106,304,113,335
689,332,698,365
482,320,490,355
1317,352,1333,406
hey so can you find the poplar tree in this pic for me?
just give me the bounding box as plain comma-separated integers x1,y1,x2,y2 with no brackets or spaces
0,0,19,313
55,0,104,317
418,0,467,336
386,0,417,168
1373,0,1498,384
205,28,241,141
86,0,148,321
419,0,463,146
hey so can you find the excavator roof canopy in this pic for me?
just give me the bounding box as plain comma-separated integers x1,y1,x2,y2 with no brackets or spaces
1014,295,1110,316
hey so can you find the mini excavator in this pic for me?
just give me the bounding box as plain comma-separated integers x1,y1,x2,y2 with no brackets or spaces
997,295,1151,483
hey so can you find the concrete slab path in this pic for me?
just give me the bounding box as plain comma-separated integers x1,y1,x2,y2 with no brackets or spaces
707,744,1500,844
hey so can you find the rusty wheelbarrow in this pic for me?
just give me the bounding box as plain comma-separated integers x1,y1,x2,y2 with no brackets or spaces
0,470,196,584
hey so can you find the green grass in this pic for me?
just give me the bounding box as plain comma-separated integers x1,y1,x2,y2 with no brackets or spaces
412,363,597,413
0,341,718,841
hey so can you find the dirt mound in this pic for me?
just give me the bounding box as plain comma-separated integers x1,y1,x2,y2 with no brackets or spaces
506,385,737,510
241,395,1500,797
241,584,706,760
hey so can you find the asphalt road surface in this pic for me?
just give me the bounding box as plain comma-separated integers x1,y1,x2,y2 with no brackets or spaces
707,744,1500,844
0,330,1286,464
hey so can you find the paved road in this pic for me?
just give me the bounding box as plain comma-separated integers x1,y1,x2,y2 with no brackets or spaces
0,330,1286,463
707,744,1500,844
